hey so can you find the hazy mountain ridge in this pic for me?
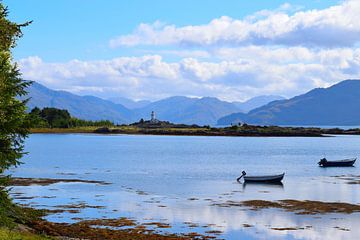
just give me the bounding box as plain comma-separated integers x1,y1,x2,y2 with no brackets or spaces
26,82,135,123
107,96,152,109
26,83,248,125
232,95,285,113
218,80,360,126
134,96,241,125
28,80,358,126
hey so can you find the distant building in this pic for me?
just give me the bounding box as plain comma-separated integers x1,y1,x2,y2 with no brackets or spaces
231,121,244,126
150,111,159,123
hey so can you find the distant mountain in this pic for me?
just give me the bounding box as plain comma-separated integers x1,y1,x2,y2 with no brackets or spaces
134,96,241,125
26,82,134,123
32,80,360,127
26,82,242,125
218,80,360,126
107,97,151,109
233,95,285,113
217,112,248,126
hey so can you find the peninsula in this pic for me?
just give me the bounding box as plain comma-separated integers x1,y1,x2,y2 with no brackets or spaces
28,108,360,137
31,120,360,137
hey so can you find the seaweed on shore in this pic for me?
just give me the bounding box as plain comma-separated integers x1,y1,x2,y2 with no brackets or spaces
28,217,221,240
332,175,360,185
9,177,111,186
212,199,360,215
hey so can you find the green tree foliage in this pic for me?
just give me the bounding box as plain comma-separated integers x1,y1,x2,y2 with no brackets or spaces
69,118,114,128
0,3,31,177
29,107,114,128
0,3,42,228
40,107,71,128
27,107,47,127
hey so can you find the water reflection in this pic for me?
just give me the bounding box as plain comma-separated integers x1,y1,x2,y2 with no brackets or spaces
242,182,284,191
106,187,360,240
8,134,360,239
9,181,360,240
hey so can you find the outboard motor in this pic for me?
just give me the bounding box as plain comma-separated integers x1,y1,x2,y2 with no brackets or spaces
237,171,247,182
318,158,327,166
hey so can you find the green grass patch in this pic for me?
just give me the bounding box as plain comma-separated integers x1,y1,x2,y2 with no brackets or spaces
0,190,45,228
0,227,52,240
30,126,98,133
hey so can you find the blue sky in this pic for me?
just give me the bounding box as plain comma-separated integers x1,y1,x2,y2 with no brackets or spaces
5,0,339,61
3,0,360,101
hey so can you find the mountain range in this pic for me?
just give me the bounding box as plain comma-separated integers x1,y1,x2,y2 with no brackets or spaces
28,80,360,126
218,80,360,126
232,95,285,113
107,97,151,109
133,96,240,125
26,82,134,123
26,82,282,125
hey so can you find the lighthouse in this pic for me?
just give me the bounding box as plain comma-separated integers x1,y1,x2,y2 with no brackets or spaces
150,111,159,123
151,111,155,121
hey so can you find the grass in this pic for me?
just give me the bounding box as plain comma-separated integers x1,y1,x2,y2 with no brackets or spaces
0,191,43,228
30,126,98,133
0,190,52,240
0,228,52,240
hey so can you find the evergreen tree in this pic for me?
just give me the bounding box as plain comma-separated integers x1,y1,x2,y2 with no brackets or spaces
0,3,31,179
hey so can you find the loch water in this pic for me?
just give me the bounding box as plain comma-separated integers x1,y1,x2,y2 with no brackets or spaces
9,134,360,240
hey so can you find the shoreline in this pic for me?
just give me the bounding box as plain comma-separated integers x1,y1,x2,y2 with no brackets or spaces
7,175,360,240
30,125,360,137
29,126,323,137
7,176,360,239
6,177,218,239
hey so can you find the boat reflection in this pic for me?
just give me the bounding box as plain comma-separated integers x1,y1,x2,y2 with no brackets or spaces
242,181,284,190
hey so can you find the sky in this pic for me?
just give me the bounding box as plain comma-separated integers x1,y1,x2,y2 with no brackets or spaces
4,0,360,101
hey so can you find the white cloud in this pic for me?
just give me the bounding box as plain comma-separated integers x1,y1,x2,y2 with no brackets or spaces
18,46,360,101
109,0,360,48
18,1,360,102
141,49,211,59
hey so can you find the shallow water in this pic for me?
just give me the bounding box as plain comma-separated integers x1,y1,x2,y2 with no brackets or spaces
9,134,360,239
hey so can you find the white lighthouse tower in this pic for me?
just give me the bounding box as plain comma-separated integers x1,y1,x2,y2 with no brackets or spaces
150,111,159,123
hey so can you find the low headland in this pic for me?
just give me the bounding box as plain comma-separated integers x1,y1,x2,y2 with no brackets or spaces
28,107,360,137
31,120,360,137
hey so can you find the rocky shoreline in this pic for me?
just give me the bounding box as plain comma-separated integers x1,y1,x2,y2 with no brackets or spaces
6,176,360,239
30,122,360,137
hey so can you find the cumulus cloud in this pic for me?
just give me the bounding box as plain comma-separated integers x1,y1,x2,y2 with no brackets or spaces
109,0,360,48
18,46,360,101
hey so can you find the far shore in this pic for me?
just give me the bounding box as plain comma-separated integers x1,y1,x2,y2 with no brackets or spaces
29,124,360,137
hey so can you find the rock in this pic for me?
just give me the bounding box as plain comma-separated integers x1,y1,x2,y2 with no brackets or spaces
94,127,111,133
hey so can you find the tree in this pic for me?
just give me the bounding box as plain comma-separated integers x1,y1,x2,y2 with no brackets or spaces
0,3,31,178
0,4,42,228
28,107,48,127
29,107,114,128
40,107,71,128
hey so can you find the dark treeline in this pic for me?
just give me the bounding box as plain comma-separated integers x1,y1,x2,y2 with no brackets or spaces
28,107,114,128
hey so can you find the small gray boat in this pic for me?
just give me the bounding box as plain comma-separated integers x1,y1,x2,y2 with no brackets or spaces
318,157,356,167
237,171,285,183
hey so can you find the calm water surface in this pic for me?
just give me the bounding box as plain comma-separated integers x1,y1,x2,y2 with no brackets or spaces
9,134,360,240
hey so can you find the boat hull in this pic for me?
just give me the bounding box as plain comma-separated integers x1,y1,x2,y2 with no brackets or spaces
244,173,284,183
319,159,356,167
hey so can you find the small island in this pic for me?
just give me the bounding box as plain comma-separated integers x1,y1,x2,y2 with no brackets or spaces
29,108,360,137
